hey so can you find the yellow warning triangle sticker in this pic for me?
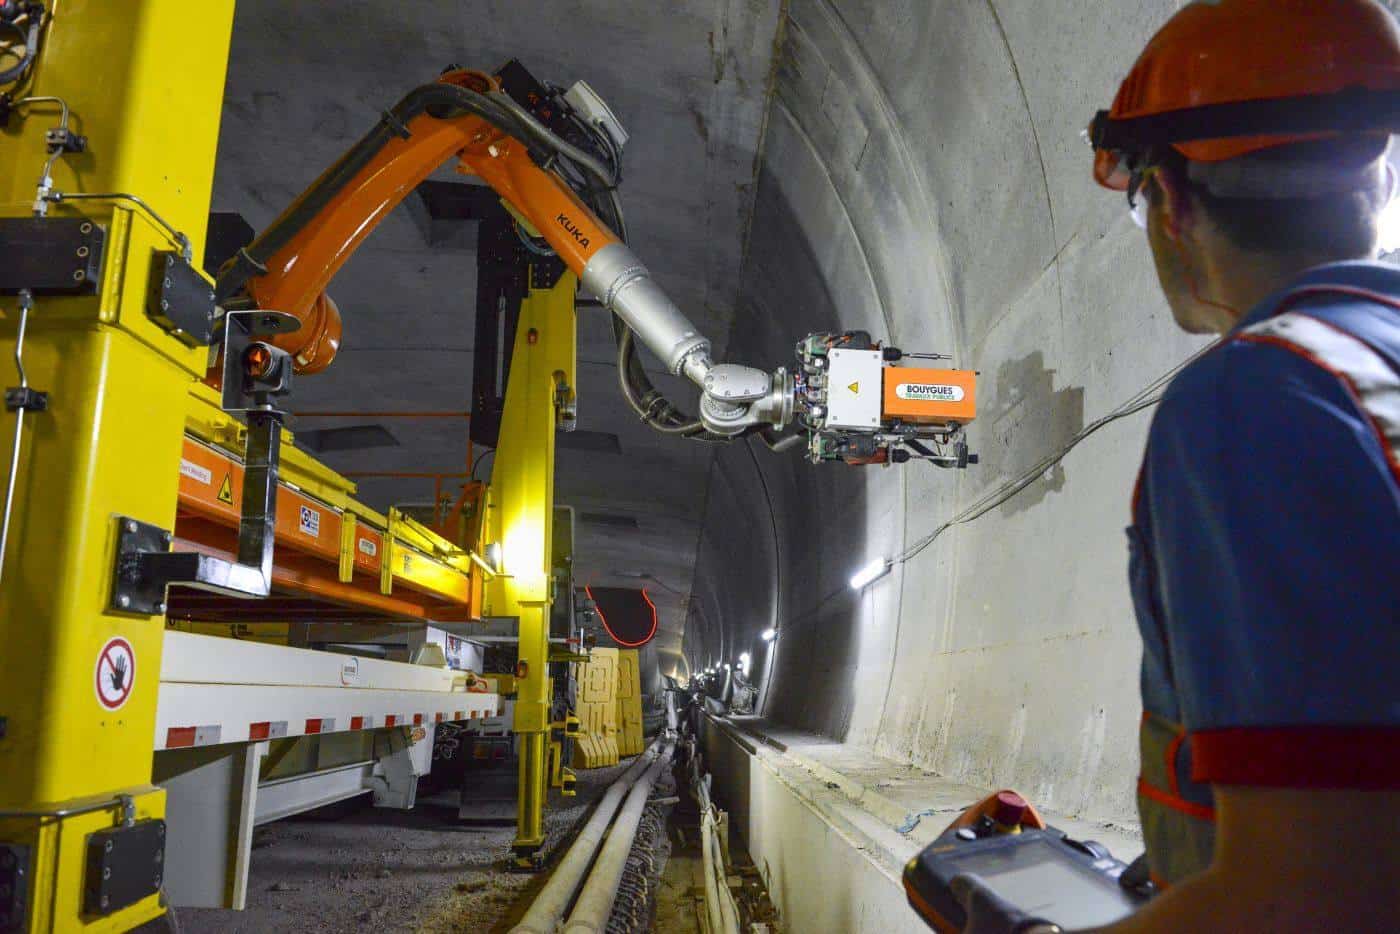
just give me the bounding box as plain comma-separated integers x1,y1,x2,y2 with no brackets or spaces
217,472,234,505
848,381,860,394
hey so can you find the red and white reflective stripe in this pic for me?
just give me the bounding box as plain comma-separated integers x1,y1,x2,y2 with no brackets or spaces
304,718,337,734
1241,311,1400,481
249,720,288,741
413,713,424,726
166,725,222,748
351,715,374,730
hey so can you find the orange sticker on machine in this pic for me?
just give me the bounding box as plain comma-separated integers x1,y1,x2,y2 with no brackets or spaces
882,367,977,424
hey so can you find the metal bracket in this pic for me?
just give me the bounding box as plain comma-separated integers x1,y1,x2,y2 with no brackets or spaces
146,250,217,347
108,310,296,614
0,844,29,932
109,514,272,615
83,820,165,917
0,217,105,295
3,387,47,413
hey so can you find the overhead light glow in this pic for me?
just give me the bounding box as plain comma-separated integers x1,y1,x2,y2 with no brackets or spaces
761,627,777,642
723,663,731,670
849,558,893,591
738,652,751,676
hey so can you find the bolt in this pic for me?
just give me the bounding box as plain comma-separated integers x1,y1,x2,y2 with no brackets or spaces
160,299,169,311
72,270,85,281
155,602,166,615
76,245,89,258
79,222,93,234
100,895,109,909
102,867,110,880
153,875,162,888
161,531,171,546
104,840,113,854
154,849,162,862
118,595,130,609
156,824,164,838
125,519,138,533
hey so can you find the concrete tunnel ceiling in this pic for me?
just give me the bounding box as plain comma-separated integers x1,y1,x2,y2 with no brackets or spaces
210,0,783,671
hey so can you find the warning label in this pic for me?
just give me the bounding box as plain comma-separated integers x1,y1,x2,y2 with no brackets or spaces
299,505,321,538
217,472,234,505
180,459,212,485
358,537,378,557
95,637,135,711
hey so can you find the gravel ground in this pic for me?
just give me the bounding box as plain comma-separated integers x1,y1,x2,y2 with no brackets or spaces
178,760,634,934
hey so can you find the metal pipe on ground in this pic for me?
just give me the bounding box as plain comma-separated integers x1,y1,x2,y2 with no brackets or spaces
509,740,662,934
561,739,676,934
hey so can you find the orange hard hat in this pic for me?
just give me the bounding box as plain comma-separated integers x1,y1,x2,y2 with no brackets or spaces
1090,0,1400,191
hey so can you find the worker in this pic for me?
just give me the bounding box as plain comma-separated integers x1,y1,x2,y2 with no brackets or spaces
956,2,1400,931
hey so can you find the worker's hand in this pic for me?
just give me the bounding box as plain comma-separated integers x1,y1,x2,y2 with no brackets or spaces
951,874,1062,934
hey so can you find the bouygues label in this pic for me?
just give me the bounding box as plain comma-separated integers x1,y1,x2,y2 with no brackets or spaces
895,382,964,403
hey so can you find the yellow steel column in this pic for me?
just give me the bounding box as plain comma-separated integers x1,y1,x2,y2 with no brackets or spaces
0,2,235,930
482,270,577,868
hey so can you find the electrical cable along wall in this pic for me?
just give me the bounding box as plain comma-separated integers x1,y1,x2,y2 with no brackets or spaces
689,0,1214,826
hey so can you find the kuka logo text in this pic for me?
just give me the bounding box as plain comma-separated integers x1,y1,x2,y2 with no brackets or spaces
557,213,590,248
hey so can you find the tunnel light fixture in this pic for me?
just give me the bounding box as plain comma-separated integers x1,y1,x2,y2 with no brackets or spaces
738,652,751,676
849,558,893,591
723,663,731,670
760,627,777,642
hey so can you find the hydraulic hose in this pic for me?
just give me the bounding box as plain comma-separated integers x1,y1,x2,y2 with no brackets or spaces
700,800,728,934
486,90,617,189
509,742,661,934
561,739,676,933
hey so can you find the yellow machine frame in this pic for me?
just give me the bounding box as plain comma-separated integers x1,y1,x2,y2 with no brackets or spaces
480,269,577,867
0,4,589,923
0,2,236,930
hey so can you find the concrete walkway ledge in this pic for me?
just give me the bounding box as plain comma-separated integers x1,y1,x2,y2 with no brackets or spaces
702,714,1143,933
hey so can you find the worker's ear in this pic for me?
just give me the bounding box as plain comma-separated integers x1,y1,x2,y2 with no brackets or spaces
1151,169,1191,241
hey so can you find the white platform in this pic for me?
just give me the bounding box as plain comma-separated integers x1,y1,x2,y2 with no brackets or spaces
155,631,501,749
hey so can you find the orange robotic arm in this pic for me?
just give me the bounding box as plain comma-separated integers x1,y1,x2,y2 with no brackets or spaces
218,69,617,371
216,66,792,438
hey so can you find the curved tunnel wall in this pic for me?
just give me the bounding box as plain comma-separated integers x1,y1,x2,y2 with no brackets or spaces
686,0,1211,825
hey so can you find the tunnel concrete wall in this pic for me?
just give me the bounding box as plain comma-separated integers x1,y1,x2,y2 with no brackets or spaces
687,0,1212,826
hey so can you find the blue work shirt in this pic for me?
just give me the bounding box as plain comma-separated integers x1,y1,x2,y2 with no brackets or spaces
1129,261,1400,884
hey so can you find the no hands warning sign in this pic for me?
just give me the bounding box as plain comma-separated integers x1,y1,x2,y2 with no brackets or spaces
95,637,136,710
